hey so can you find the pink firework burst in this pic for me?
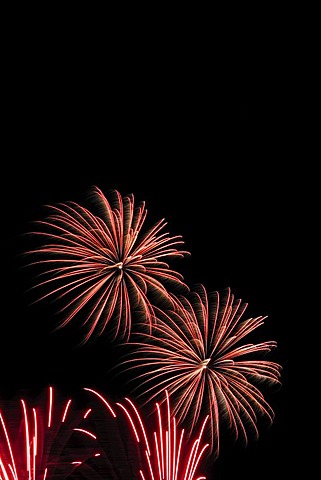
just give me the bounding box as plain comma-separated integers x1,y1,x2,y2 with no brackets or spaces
0,385,117,479
24,186,190,343
119,284,282,459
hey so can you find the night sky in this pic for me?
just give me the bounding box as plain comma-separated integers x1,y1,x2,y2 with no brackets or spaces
2,13,296,480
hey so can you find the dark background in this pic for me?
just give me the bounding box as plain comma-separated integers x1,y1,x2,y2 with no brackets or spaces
2,8,300,479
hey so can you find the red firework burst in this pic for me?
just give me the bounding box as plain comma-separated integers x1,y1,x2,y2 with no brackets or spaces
0,386,116,479
118,284,282,459
114,389,209,480
0,385,208,479
23,186,190,343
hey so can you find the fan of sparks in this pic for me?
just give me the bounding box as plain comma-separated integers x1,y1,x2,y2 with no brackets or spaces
116,388,209,480
23,186,190,343
0,386,209,479
0,385,117,479
119,284,283,459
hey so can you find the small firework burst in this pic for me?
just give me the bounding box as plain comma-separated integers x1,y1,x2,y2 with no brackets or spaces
0,385,117,479
1,385,208,479
114,389,209,480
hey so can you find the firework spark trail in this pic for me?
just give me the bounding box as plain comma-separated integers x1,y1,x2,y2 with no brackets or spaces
24,187,190,343
0,386,117,479
2,385,207,479
114,389,209,480
119,284,282,459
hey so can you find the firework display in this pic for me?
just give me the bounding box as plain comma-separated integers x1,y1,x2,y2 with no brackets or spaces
4,185,282,479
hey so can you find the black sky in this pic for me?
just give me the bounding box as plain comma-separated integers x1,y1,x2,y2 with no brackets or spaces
2,11,298,479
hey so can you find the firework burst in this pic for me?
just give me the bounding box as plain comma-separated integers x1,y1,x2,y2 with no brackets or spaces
23,186,190,343
0,385,117,479
114,389,209,480
118,284,282,459
0,384,209,479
